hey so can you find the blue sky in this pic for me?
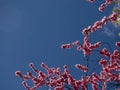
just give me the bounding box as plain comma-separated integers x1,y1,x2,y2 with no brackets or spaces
0,0,119,90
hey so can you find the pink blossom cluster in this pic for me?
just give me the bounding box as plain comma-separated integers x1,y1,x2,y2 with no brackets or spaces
61,12,117,56
15,63,90,90
15,0,120,90
61,35,101,56
97,48,120,89
88,0,115,12
15,52,120,90
81,12,117,36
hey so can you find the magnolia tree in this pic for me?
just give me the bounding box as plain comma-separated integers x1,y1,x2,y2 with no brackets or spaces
15,0,120,90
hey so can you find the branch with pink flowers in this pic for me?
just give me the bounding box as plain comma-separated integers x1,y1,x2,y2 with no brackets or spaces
15,0,120,90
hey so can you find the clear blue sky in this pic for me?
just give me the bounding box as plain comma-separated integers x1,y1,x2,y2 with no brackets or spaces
0,0,119,90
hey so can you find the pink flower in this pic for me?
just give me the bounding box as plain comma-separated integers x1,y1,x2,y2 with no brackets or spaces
15,0,120,90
